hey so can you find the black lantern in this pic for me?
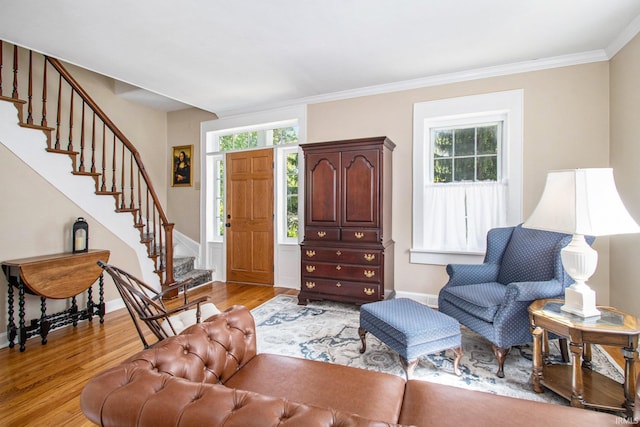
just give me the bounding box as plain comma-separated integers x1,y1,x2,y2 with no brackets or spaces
72,217,89,253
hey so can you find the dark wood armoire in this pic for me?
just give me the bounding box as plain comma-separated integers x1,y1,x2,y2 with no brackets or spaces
299,136,395,305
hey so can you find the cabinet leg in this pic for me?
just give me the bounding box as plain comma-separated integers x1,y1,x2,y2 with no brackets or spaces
87,285,94,322
622,347,637,419
98,275,106,323
39,296,48,345
7,280,16,348
559,338,569,363
569,341,585,408
542,330,550,365
582,343,592,370
18,283,26,352
531,327,544,393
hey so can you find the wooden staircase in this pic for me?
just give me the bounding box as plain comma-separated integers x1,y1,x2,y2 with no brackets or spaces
0,41,179,290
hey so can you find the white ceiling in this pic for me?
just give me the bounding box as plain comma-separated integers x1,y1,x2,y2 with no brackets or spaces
2,1,640,116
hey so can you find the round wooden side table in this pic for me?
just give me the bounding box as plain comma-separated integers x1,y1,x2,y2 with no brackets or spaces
529,299,639,420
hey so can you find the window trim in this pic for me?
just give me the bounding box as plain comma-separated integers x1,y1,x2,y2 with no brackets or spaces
200,105,306,251
205,153,224,243
411,90,523,265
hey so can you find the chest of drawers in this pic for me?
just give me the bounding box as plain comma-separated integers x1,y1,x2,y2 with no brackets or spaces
299,137,394,305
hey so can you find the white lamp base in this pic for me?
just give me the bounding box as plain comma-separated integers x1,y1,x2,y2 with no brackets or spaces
561,284,601,318
559,234,601,318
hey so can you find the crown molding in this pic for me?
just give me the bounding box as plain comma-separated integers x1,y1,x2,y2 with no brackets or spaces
296,50,610,105
218,49,610,117
606,14,640,58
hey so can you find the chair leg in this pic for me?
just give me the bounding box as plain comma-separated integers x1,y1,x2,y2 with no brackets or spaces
358,327,367,353
559,338,569,363
400,357,418,380
492,345,511,378
451,347,463,376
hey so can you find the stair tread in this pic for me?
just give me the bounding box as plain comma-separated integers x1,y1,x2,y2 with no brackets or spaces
2,47,179,292
19,122,55,132
176,268,213,277
73,171,101,177
46,148,79,155
175,268,213,288
0,95,26,104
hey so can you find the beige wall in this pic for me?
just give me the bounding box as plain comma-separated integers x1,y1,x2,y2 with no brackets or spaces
167,108,217,241
610,33,640,317
307,62,612,300
0,63,169,337
3,34,639,342
67,63,170,207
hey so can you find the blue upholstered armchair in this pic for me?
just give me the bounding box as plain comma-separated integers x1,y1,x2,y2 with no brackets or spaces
438,224,593,378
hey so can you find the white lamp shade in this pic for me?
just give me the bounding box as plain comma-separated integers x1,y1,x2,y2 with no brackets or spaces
524,168,640,236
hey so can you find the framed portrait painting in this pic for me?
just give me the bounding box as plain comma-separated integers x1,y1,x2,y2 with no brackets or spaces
172,145,193,187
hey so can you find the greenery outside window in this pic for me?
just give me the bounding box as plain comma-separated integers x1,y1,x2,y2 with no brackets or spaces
278,146,299,243
205,119,300,243
432,123,501,183
412,90,523,265
205,154,225,242
286,152,299,238
210,123,299,153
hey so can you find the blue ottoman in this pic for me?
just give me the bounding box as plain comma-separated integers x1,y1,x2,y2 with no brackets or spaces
359,298,462,379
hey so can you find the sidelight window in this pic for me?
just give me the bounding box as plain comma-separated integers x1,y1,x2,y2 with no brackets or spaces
204,117,302,244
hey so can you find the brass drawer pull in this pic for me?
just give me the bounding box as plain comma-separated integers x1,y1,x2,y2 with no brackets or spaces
354,232,364,239
306,250,316,257
305,281,316,289
317,231,326,238
363,254,376,262
363,288,375,296
364,270,375,278
336,282,342,287
336,265,342,270
336,250,342,256
306,265,316,273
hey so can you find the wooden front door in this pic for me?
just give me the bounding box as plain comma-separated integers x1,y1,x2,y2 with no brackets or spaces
225,149,274,285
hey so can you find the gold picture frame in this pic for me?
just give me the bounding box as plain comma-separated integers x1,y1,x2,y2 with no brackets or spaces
172,145,193,187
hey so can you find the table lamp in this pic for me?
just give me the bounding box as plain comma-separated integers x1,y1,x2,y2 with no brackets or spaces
523,168,640,317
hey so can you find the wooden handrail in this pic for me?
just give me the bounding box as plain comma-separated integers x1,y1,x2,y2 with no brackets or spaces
0,41,174,288
46,59,169,225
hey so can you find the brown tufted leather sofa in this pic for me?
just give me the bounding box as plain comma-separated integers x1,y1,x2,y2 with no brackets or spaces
81,305,626,426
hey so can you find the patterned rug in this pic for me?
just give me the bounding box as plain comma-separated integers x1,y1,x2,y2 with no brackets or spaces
252,295,624,405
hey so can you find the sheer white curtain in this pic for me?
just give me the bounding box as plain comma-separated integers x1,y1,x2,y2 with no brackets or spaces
423,182,506,252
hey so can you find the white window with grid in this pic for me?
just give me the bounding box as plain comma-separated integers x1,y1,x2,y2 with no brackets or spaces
411,90,523,265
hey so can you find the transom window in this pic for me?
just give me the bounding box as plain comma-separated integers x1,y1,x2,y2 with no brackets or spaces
205,120,300,243
211,124,299,152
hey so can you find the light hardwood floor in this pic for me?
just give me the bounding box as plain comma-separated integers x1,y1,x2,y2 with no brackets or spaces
0,282,635,426
0,282,296,427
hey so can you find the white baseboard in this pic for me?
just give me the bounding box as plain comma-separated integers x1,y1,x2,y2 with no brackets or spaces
394,290,440,308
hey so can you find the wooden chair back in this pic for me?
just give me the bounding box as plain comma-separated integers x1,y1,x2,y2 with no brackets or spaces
98,261,175,348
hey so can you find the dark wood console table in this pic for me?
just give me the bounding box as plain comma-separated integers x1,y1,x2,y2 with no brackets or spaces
2,249,110,351
529,299,639,420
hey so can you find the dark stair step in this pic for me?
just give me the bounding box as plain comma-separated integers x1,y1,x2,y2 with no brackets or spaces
174,256,213,289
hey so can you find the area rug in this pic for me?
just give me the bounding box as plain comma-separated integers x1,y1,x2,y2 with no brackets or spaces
252,295,624,405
